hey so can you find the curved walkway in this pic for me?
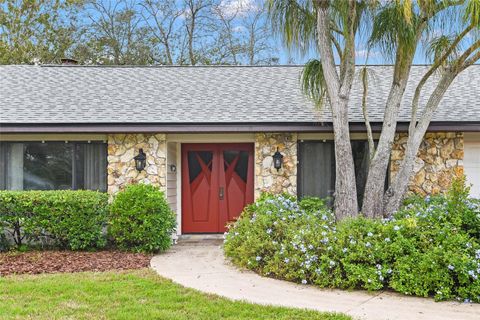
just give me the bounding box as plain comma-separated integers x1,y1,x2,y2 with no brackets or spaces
150,240,480,320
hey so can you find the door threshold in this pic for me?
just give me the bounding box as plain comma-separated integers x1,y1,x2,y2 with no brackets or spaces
178,234,224,240
176,234,224,246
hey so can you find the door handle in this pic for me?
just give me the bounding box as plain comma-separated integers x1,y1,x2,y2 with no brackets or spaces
219,187,224,200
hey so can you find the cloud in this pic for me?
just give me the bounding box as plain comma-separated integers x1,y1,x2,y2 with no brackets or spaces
355,49,381,59
218,0,259,17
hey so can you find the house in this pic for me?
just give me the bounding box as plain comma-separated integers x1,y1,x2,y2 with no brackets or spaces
0,65,479,234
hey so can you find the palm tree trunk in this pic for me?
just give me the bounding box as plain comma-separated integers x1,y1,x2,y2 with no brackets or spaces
316,1,358,219
361,78,408,218
384,71,456,215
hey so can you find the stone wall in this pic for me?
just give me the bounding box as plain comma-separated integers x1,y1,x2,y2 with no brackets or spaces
391,132,464,196
254,133,297,198
107,133,167,194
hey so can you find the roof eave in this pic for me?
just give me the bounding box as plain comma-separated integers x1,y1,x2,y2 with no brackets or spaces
1,121,479,134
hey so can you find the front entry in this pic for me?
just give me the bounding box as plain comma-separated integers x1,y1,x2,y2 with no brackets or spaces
181,143,254,233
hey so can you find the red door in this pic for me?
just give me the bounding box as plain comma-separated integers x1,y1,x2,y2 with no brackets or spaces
182,143,254,233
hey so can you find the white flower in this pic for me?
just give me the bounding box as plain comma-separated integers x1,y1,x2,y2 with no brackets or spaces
342,248,348,253
329,260,336,267
393,225,400,231
367,232,373,237
284,258,290,263
301,279,307,284
448,264,455,271
365,242,372,248
384,237,391,242
256,256,262,261
266,228,272,234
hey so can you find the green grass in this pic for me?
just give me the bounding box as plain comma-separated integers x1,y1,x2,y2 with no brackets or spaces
0,269,350,320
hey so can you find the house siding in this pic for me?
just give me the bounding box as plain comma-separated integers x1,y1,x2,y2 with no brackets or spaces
166,142,178,212
390,132,464,196
107,133,167,195
103,131,465,200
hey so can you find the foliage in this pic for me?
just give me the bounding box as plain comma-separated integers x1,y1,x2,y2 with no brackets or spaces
0,190,108,250
0,0,80,64
0,270,350,320
109,184,176,253
224,184,480,302
0,0,277,65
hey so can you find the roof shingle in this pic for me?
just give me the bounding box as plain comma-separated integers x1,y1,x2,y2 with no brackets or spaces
0,65,479,124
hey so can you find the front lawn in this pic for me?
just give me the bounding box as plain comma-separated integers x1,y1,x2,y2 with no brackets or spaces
0,269,349,320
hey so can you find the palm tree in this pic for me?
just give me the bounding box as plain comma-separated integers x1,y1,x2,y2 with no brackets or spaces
267,0,480,219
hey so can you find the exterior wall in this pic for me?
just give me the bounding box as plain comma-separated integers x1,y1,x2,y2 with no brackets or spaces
254,133,297,198
107,133,167,194
166,142,178,213
391,132,464,196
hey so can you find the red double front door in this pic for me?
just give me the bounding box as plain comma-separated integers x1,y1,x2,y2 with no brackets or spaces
182,143,254,233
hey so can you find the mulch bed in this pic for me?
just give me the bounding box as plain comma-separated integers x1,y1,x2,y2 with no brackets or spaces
0,250,152,276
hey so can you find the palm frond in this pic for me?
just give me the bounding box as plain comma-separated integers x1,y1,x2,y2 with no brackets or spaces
368,1,419,61
301,59,326,107
465,0,480,27
426,34,461,65
266,0,317,55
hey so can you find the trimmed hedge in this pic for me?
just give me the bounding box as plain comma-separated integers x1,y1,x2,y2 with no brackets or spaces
109,184,176,253
0,190,108,250
224,180,480,302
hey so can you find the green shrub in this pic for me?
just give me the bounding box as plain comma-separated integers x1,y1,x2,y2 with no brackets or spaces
224,181,480,302
0,190,108,250
109,184,176,253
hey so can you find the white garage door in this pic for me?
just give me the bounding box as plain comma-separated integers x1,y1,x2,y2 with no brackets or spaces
464,140,480,198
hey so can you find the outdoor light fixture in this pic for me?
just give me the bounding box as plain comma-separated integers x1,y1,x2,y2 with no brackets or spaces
170,164,177,173
272,147,283,171
134,148,147,172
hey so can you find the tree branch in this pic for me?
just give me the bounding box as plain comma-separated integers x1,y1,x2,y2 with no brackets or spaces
409,24,474,136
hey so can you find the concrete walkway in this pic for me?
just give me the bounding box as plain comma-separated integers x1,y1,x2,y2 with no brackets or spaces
150,239,480,320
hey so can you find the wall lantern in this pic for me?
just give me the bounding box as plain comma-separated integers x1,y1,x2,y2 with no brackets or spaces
272,147,284,171
134,148,147,172
169,164,177,173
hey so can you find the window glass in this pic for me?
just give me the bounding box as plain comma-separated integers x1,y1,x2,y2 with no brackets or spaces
24,142,73,190
298,140,385,207
0,141,107,192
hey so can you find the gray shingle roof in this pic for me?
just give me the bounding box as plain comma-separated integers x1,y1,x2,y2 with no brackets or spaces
0,65,479,124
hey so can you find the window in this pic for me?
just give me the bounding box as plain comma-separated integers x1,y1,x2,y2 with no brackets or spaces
0,141,107,192
298,140,386,207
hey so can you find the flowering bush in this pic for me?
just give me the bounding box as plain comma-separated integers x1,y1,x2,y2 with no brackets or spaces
224,180,480,302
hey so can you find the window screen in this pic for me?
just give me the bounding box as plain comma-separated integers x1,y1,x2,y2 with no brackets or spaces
298,140,381,207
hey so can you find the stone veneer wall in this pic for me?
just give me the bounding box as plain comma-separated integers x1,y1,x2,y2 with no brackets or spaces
254,133,297,198
107,133,167,194
391,132,464,196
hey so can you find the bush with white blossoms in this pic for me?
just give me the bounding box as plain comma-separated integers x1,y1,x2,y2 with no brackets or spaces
224,179,480,302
